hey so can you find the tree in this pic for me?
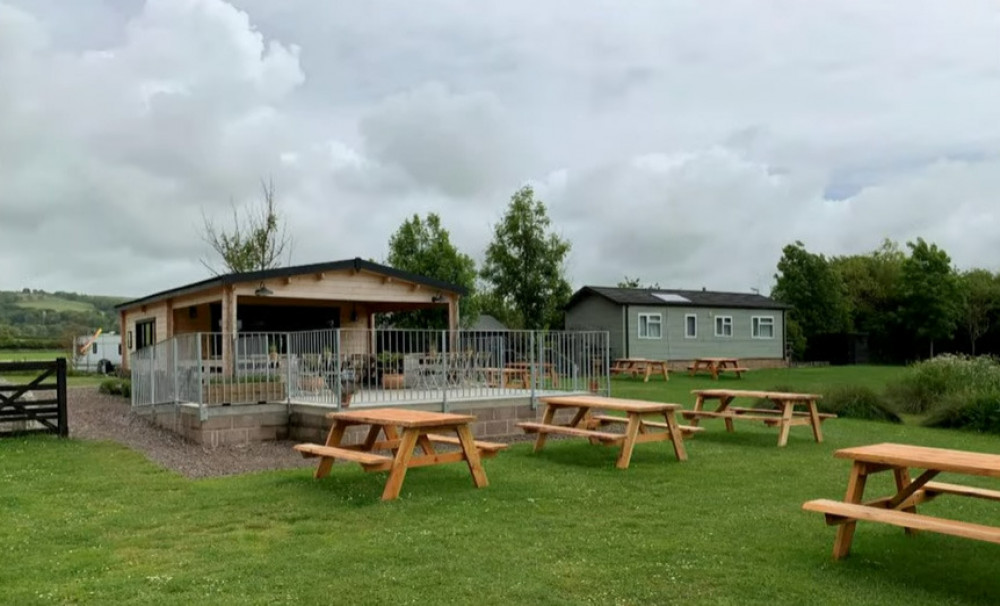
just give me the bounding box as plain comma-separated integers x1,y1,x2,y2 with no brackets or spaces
480,186,572,329
957,269,1000,355
201,179,292,274
385,213,478,328
617,276,661,289
771,241,850,351
899,238,960,358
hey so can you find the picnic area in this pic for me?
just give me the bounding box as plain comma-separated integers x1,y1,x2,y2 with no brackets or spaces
2,363,999,605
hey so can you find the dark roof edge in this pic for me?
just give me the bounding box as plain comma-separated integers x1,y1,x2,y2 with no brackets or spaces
115,257,468,311
566,286,792,310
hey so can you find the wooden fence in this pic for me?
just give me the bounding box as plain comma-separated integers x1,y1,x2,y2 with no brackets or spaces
0,358,68,437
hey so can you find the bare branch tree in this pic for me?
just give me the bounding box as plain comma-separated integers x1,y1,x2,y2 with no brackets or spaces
201,178,293,275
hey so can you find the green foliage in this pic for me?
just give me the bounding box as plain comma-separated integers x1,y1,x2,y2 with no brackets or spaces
98,378,131,398
898,238,960,357
957,268,1000,355
771,241,850,347
884,354,1000,414
0,289,123,346
923,389,1000,433
385,213,478,328
480,186,572,329
201,178,291,275
820,384,901,423
616,276,660,289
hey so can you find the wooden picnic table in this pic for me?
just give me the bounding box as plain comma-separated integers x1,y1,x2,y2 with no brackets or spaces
610,358,669,382
683,389,832,447
687,357,748,380
803,443,1000,559
517,395,699,469
506,361,559,387
293,408,506,500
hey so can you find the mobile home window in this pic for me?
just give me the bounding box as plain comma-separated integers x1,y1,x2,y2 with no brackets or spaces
714,316,733,337
638,313,662,339
685,314,697,338
92,343,98,354
752,316,775,339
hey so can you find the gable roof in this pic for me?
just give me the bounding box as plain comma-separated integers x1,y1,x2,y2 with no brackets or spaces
568,286,790,310
116,257,468,310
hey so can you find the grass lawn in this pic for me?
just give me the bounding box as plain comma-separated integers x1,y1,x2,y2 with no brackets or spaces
3,365,1000,604
16,295,96,313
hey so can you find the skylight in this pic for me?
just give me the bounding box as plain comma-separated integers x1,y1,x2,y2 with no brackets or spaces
652,293,691,303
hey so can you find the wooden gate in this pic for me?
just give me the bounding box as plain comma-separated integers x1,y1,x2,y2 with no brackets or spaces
0,359,68,437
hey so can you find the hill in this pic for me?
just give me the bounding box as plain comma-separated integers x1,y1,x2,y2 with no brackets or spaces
0,289,127,348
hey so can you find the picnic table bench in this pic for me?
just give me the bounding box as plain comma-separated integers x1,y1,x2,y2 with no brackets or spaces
610,358,669,382
803,443,1000,559
683,389,831,447
294,408,506,500
517,395,694,469
686,357,748,380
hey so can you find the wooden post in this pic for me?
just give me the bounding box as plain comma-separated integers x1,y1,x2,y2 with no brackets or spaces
56,358,68,438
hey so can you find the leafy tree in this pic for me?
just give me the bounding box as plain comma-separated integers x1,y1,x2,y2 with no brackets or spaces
617,276,661,289
957,269,1000,355
201,179,292,275
771,241,850,350
899,238,960,358
480,186,572,329
385,213,478,329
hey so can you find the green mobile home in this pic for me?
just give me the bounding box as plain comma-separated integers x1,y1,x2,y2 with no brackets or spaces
565,286,789,365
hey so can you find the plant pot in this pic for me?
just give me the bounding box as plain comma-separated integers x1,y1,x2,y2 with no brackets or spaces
588,380,600,393
382,373,405,390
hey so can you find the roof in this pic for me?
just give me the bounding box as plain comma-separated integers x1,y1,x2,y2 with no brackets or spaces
469,314,507,331
116,257,468,310
567,286,790,310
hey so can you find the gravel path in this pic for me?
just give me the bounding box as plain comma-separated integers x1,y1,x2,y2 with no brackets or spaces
68,387,315,478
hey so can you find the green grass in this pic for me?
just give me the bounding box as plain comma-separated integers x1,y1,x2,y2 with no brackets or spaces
15,295,96,313
0,350,109,387
3,374,1000,604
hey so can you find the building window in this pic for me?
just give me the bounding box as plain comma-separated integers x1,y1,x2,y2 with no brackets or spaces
638,313,662,339
685,314,697,338
135,319,156,351
714,316,733,337
752,316,775,339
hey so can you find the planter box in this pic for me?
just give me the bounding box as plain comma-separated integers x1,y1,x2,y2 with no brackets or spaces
382,373,405,390
204,381,286,405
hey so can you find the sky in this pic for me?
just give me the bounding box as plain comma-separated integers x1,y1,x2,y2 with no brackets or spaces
2,0,1000,299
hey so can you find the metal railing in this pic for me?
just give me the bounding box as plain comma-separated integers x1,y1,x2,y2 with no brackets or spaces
131,328,609,413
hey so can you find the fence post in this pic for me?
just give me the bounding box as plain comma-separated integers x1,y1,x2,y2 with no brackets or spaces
529,331,537,409
440,330,448,413
197,334,207,421
603,331,611,396
56,358,68,437
285,332,292,405
335,329,342,410
172,338,179,408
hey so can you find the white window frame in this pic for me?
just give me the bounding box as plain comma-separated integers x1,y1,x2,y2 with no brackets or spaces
752,316,775,339
685,314,697,339
638,313,663,339
714,315,733,338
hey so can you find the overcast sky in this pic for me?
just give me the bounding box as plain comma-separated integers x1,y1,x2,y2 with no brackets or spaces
2,0,1000,299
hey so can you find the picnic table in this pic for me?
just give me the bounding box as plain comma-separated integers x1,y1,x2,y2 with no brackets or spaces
683,389,833,447
803,443,1000,559
610,358,670,382
517,395,700,469
506,361,559,387
687,357,748,380
293,408,507,500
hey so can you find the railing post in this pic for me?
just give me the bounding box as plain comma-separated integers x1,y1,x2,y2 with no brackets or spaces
335,329,342,410
285,332,293,405
172,338,179,407
529,331,537,409
604,331,611,396
440,329,448,412
197,334,207,421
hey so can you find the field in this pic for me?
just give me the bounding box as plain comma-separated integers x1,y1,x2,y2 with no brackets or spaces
0,349,108,387
1,365,999,605
15,295,96,313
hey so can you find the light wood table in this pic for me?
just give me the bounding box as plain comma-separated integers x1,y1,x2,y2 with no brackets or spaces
517,395,695,469
294,408,506,500
687,357,748,380
803,443,1000,559
610,358,669,382
506,361,559,387
684,389,831,447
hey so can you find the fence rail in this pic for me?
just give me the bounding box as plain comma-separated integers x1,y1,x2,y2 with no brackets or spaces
131,328,610,411
0,359,69,437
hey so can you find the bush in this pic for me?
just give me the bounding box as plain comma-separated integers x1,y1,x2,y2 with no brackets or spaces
883,354,1000,414
923,390,1000,433
819,384,901,423
99,378,131,398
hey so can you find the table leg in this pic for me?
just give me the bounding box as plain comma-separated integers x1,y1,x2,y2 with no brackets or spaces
893,468,919,535
717,396,735,433
382,425,401,456
662,410,687,462
615,413,643,469
316,421,348,479
711,363,719,380
455,424,488,488
381,428,420,501
807,400,824,443
534,405,556,452
660,363,669,382
776,400,795,447
833,462,868,559
643,364,652,383
689,395,705,427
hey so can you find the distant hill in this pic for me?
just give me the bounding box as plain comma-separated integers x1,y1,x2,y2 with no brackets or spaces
0,290,127,348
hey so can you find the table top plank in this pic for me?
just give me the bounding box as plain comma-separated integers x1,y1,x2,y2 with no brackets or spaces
835,443,1000,478
539,395,680,413
692,389,821,400
327,408,475,427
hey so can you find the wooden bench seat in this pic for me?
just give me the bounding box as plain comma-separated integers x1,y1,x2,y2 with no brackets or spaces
923,481,1000,502
717,366,749,373
681,410,786,422
589,414,704,436
516,421,623,443
802,499,1000,545
426,433,509,456
729,406,836,419
293,443,393,466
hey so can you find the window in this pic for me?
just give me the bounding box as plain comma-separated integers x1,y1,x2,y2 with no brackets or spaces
135,319,156,351
752,316,775,339
685,314,697,338
714,315,733,337
638,313,662,339
118,344,122,355
92,343,98,354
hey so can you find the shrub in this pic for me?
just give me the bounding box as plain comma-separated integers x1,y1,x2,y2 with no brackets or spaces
923,390,1000,433
883,354,1000,414
819,384,901,423
98,378,131,398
